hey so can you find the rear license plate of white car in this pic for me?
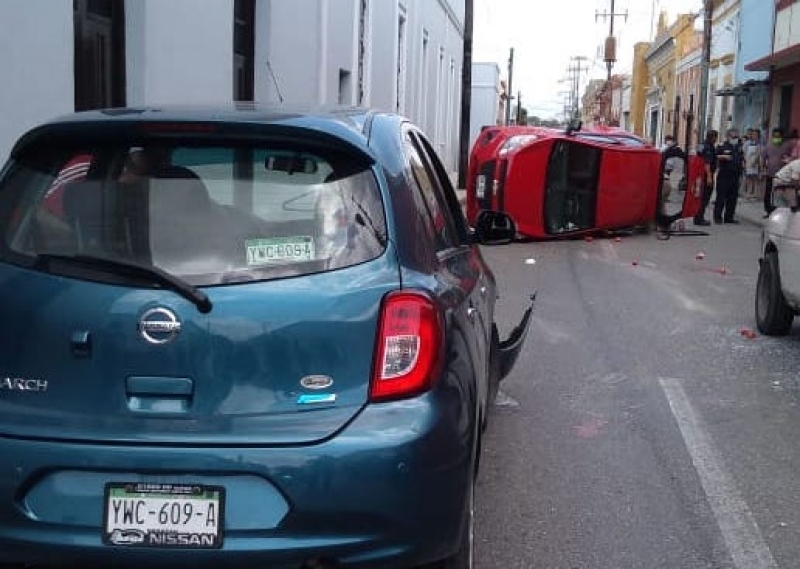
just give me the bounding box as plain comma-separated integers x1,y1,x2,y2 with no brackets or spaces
246,236,315,265
103,483,224,549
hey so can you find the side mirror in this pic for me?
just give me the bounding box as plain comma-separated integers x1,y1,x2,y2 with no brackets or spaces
474,210,516,245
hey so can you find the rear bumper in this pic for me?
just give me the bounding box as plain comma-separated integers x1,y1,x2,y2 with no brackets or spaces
498,294,535,380
0,394,473,569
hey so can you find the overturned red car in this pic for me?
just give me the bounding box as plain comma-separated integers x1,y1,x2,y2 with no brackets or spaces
466,122,704,239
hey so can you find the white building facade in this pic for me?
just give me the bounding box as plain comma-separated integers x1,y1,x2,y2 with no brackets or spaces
620,79,633,132
0,0,465,173
707,0,740,134
468,62,501,149
643,34,674,144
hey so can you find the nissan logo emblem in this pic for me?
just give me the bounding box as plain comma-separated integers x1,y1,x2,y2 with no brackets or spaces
139,308,181,344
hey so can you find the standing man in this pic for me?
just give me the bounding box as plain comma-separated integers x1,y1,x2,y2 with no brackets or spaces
693,129,718,226
713,128,743,224
762,127,791,217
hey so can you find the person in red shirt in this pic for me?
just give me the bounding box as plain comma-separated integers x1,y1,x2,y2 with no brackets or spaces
41,154,93,216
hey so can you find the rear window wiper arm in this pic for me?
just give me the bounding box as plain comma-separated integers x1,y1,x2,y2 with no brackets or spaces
35,254,213,314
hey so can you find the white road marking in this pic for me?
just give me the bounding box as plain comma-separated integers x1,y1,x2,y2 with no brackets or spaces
659,378,779,569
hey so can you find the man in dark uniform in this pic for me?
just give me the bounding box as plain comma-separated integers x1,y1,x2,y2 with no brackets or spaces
694,129,718,226
713,128,744,223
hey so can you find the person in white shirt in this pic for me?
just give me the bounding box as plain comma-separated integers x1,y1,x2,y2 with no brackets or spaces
773,158,800,208
742,128,763,200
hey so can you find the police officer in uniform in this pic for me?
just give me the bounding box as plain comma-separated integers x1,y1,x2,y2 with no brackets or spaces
694,129,718,226
713,128,744,223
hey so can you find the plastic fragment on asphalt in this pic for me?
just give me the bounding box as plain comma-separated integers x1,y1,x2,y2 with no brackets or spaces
615,236,622,242
740,327,757,339
632,260,639,266
585,235,594,242
695,251,706,260
525,258,536,265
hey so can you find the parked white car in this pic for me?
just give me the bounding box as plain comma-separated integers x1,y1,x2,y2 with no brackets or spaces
756,206,800,335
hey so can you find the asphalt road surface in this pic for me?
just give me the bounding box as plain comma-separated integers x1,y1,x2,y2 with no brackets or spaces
478,220,800,569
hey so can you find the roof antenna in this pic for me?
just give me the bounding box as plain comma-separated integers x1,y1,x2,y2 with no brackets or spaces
266,60,284,103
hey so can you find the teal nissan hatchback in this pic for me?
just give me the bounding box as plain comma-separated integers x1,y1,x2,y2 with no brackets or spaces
0,106,532,568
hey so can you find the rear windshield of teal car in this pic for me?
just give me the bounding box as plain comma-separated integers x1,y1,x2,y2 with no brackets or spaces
0,143,387,286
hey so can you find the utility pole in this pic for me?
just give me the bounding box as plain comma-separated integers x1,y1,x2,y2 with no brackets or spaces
457,0,473,189
557,89,572,124
596,0,627,124
516,91,523,125
596,0,628,82
569,56,588,120
505,48,515,125
697,0,713,144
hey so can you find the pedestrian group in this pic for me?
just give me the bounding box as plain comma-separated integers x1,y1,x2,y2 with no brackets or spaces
665,125,800,227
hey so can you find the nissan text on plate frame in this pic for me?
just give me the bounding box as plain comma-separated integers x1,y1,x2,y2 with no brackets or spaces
0,104,533,568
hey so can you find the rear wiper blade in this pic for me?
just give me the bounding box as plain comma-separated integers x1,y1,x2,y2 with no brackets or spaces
35,254,213,314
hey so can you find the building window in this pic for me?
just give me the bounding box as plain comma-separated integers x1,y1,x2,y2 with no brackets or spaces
436,47,445,143
720,95,731,129
649,108,659,142
779,85,793,132
234,0,255,101
358,0,371,105
447,58,456,155
419,29,429,129
73,0,126,111
339,69,352,105
396,6,407,113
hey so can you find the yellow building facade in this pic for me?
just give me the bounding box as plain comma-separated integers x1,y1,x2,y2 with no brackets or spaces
628,11,705,145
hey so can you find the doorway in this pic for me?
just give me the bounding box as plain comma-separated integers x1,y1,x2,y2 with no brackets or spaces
73,0,126,111
779,84,794,133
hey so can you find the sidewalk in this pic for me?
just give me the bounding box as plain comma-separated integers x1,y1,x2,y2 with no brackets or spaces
693,195,766,228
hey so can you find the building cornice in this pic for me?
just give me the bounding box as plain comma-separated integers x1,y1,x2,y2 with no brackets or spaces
713,0,740,21
437,0,464,37
709,52,735,68
645,34,675,60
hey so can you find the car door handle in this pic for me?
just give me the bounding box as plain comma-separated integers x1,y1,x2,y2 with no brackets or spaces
126,376,194,413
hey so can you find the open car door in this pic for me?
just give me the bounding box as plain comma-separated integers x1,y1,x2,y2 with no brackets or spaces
657,147,705,230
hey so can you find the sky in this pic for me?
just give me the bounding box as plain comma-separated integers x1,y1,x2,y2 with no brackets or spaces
473,0,705,121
